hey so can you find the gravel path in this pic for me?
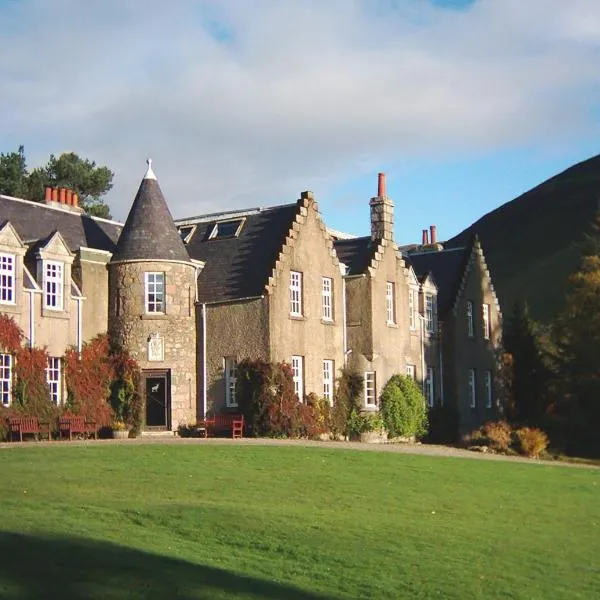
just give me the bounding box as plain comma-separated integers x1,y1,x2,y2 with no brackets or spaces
1,435,597,469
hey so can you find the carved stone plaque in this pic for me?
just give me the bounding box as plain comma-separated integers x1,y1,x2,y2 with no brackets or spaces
148,333,164,362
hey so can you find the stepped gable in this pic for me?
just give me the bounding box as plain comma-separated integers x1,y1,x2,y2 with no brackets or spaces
405,246,470,317
112,160,190,263
333,236,397,276
183,204,298,303
0,194,121,253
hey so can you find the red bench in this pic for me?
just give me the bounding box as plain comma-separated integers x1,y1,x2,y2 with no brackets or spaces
198,414,244,439
58,415,97,441
8,417,52,442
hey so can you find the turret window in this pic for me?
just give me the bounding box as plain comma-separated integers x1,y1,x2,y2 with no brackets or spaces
145,272,165,313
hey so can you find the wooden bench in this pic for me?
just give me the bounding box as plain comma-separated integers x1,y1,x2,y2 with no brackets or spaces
8,417,52,442
197,414,244,439
58,415,97,441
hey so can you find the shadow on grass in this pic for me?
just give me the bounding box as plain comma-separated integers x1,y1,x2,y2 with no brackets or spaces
0,532,334,600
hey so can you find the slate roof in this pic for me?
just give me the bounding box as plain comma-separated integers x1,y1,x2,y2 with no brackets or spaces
0,195,122,253
404,246,471,317
333,236,377,275
112,176,190,263
182,203,299,303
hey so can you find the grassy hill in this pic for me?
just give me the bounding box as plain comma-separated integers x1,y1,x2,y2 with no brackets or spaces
446,154,600,323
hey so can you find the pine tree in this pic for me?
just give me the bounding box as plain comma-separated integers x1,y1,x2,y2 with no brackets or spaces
502,300,551,423
553,212,600,454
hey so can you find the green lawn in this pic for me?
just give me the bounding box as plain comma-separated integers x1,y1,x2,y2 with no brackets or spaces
0,443,598,599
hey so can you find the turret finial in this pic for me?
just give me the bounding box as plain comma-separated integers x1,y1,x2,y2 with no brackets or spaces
144,158,157,180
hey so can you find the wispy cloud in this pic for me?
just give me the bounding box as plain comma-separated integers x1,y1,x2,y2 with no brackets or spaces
1,0,599,221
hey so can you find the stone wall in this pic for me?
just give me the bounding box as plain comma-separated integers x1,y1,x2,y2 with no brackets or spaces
198,297,269,416
108,260,197,429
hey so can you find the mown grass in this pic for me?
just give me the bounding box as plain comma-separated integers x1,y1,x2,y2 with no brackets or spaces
0,443,598,599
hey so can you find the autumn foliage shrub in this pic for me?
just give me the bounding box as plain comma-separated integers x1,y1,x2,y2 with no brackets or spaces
515,427,549,458
482,421,513,453
235,359,330,438
330,367,363,438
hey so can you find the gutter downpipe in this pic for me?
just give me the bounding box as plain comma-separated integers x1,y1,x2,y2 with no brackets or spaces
202,302,207,418
342,277,348,365
27,291,35,348
438,323,444,405
420,315,426,396
76,298,83,355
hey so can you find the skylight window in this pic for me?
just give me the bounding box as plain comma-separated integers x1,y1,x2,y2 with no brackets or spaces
178,225,196,244
208,219,244,240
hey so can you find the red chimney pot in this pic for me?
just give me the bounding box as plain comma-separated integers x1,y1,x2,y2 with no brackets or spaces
58,188,66,204
377,172,386,197
44,187,52,202
422,229,429,245
51,188,58,202
72,193,79,208
430,225,437,244
65,190,73,206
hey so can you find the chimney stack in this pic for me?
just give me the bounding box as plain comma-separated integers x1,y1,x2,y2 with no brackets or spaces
370,172,394,241
430,225,437,244
422,229,429,245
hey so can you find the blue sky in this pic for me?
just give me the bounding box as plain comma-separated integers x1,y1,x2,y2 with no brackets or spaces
1,0,599,243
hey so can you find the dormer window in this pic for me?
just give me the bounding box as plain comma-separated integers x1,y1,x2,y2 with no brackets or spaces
425,293,436,334
0,253,15,304
44,261,63,310
209,219,244,240
145,272,165,313
178,225,196,244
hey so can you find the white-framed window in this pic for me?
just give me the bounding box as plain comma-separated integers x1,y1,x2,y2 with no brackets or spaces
290,271,303,317
46,357,61,405
44,260,63,310
468,368,476,408
145,272,165,313
386,281,395,325
484,370,493,409
364,371,376,407
224,357,237,407
466,300,474,338
291,355,304,401
323,359,334,403
482,303,491,340
409,288,417,330
425,293,436,334
406,364,416,379
0,253,15,304
321,277,333,321
0,353,12,406
426,367,434,408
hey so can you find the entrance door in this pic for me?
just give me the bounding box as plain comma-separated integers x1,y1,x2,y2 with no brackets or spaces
144,371,170,430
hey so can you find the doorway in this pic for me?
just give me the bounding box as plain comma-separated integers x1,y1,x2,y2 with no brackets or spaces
143,370,171,430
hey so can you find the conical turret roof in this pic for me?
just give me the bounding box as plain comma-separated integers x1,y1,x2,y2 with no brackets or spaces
112,160,190,263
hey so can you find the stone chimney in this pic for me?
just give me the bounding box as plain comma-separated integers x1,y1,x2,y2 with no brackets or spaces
370,172,394,241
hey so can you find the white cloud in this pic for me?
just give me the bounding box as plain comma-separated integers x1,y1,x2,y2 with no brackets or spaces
1,0,599,220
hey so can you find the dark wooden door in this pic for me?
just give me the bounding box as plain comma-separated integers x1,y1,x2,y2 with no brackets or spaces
144,371,170,429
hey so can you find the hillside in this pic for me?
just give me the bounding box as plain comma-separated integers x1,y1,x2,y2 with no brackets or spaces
446,154,600,323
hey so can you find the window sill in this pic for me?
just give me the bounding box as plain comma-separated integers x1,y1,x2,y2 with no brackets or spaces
41,308,70,320
141,313,168,320
386,322,398,328
289,315,306,322
321,319,335,326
